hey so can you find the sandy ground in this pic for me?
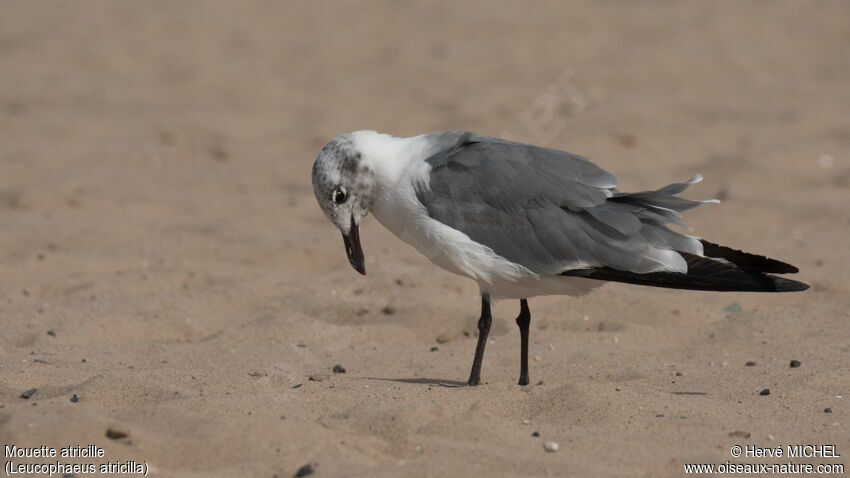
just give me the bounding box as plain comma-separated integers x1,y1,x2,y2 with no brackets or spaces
1,1,849,477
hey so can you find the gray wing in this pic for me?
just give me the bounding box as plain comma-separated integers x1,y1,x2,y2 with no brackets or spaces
415,131,711,276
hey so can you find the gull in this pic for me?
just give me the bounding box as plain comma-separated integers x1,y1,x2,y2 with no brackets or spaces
311,130,808,386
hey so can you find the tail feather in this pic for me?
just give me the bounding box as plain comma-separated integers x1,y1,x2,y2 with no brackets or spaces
563,251,808,292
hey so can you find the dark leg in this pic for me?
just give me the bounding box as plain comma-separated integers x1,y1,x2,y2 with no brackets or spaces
467,294,492,386
516,299,531,386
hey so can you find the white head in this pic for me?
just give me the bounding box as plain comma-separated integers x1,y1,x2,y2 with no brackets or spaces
311,131,379,274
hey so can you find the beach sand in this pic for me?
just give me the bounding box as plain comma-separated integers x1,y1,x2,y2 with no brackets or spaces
1,1,848,476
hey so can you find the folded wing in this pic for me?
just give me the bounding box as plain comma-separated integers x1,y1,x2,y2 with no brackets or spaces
415,131,807,292
416,132,706,275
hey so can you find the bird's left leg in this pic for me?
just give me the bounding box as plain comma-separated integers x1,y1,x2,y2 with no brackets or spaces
516,299,531,386
467,294,492,386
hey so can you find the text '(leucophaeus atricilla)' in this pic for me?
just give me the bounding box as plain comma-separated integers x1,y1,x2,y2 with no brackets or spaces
311,130,808,386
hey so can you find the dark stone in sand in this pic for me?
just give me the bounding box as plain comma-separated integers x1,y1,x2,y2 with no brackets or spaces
21,388,37,399
294,463,315,477
70,394,79,403
106,427,129,440
759,389,771,396
824,407,832,413
332,364,346,374
789,360,801,368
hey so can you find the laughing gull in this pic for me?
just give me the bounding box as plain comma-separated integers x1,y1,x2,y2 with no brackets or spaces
311,130,808,386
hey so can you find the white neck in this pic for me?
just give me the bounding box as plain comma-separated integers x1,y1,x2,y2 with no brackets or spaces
348,130,439,188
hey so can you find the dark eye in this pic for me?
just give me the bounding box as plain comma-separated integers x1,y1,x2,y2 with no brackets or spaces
332,188,347,205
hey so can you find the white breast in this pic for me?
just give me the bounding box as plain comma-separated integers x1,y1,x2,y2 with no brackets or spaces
371,171,535,282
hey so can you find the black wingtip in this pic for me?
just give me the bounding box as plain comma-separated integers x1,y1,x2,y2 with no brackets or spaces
700,240,799,274
769,275,809,292
563,253,809,293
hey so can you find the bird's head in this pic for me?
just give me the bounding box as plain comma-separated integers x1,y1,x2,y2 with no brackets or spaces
311,133,378,275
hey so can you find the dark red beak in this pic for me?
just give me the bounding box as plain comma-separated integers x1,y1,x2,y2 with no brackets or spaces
342,215,365,275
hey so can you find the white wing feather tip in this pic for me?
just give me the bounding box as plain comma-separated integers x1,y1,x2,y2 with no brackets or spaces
687,173,721,204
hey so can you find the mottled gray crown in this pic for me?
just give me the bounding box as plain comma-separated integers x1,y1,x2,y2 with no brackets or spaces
312,136,358,201
311,133,376,226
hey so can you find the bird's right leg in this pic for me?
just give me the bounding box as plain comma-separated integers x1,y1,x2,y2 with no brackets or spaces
516,299,531,386
467,294,492,386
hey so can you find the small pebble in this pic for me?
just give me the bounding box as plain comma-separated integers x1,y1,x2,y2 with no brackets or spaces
533,356,541,362
70,394,79,403
105,427,129,440
291,384,302,389
332,364,346,374
759,388,771,396
430,346,439,352
47,329,56,337
789,360,801,368
21,388,37,399
543,440,559,452
675,372,683,377
435,334,450,344
381,305,395,315
723,302,742,313
824,408,832,414
521,419,531,425
294,463,315,477
745,361,756,366
728,430,751,438
531,431,540,437
308,375,326,382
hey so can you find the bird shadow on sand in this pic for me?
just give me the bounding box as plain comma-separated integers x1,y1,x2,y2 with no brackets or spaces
368,377,467,388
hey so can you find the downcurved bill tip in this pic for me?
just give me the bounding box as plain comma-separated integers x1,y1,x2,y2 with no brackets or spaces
341,219,366,275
